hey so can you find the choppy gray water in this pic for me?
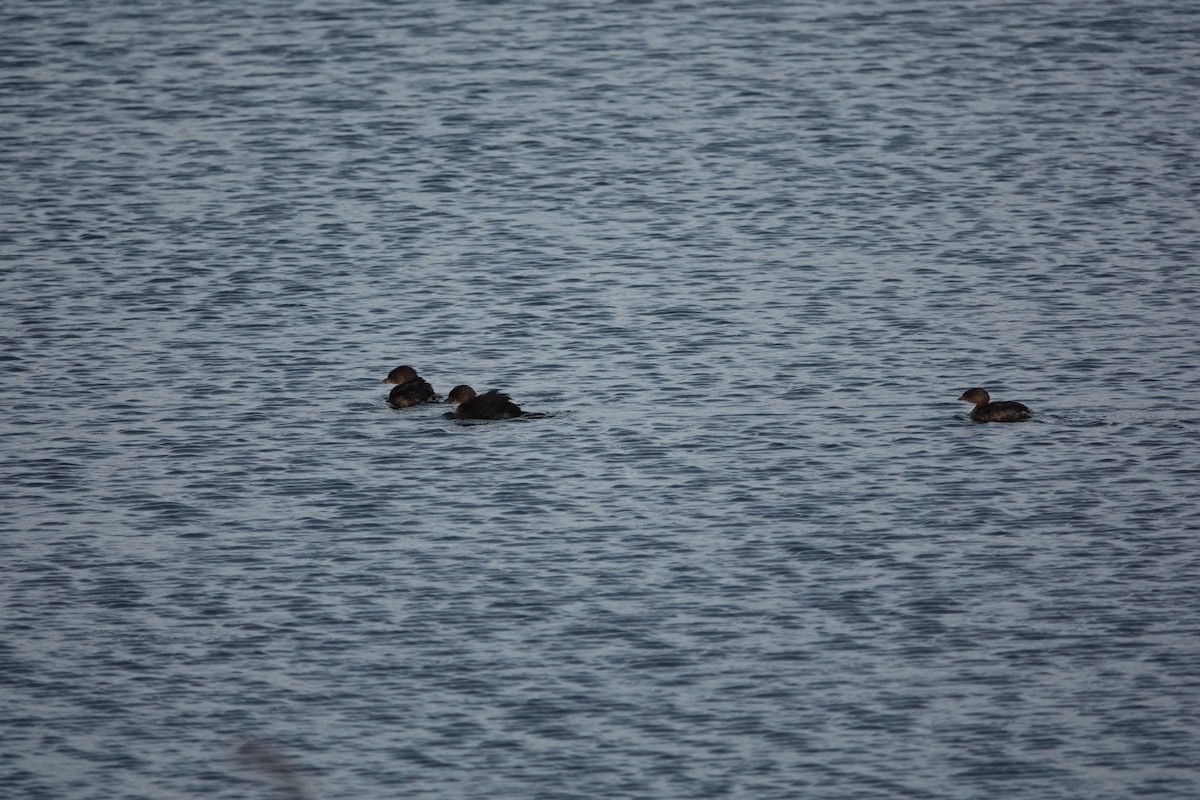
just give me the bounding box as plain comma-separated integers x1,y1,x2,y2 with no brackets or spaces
3,1,1200,798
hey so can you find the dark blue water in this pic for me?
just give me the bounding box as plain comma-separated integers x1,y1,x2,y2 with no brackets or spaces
3,1,1199,798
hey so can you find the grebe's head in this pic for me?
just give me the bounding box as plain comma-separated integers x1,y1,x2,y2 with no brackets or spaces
445,385,476,404
958,387,990,405
382,365,419,384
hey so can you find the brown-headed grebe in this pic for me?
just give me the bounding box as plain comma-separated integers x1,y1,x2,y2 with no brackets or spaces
958,387,1032,422
444,384,524,420
381,365,438,408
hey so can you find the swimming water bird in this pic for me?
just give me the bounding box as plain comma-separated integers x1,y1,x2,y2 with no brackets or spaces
958,387,1033,422
444,384,525,419
381,364,439,408
388,379,438,408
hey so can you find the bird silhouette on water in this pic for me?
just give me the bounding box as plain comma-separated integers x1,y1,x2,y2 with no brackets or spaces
958,387,1033,422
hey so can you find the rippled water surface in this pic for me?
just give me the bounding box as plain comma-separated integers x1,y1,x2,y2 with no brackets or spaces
3,1,1200,798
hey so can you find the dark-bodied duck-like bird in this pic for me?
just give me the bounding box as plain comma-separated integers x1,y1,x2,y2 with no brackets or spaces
381,364,439,408
444,384,525,420
958,387,1032,422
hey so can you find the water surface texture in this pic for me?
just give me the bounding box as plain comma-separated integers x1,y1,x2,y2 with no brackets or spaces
3,1,1200,798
